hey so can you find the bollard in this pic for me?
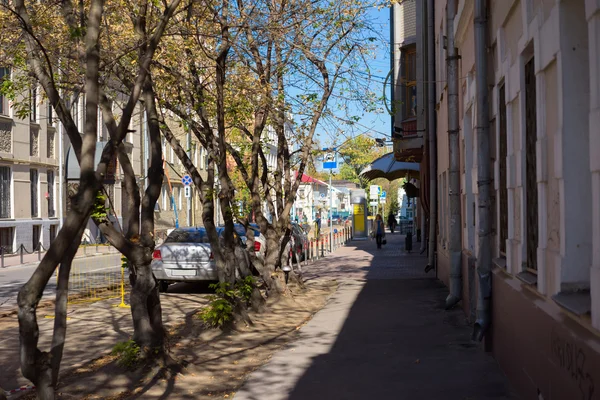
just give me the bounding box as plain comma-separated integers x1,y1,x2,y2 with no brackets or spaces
320,237,325,258
37,243,41,261
1,249,4,268
20,244,24,264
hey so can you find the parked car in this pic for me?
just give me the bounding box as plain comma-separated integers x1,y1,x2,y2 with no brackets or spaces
290,222,309,262
151,227,216,292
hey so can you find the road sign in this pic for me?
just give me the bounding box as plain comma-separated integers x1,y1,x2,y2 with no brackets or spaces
381,190,387,199
369,185,379,198
369,201,378,206
182,175,192,186
323,151,337,170
184,186,191,198
320,192,326,199
379,197,386,204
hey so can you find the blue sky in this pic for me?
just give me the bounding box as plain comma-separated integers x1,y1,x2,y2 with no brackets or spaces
319,4,392,149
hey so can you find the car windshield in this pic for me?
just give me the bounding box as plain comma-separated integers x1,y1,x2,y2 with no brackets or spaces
165,230,210,243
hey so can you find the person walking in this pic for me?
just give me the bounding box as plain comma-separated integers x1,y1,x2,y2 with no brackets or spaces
387,213,397,234
374,214,385,249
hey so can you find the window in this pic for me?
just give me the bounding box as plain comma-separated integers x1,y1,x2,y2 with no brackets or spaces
0,67,9,115
49,225,57,244
0,166,10,218
403,49,417,119
177,186,182,209
30,169,39,217
30,86,37,122
32,225,41,251
524,57,538,272
48,102,54,127
47,170,55,218
498,83,508,255
0,227,14,253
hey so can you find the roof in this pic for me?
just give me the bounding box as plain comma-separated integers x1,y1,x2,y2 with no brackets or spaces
294,171,328,186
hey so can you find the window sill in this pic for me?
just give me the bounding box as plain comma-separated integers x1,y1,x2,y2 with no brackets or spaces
492,257,507,269
516,271,537,285
552,291,591,317
0,218,16,221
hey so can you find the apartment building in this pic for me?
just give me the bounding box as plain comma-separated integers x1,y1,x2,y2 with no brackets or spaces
429,0,600,398
0,71,61,253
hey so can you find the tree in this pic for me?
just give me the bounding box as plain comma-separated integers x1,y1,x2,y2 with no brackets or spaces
0,0,181,396
334,135,385,187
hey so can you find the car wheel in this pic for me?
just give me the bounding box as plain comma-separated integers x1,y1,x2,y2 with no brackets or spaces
158,280,169,293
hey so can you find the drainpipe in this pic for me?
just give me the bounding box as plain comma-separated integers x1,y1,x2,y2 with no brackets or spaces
472,0,492,341
58,120,64,230
445,0,463,310
425,0,437,273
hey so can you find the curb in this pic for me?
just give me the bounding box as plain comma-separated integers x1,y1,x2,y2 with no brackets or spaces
1,252,120,270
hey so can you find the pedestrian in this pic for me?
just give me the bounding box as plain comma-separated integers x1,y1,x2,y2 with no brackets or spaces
315,214,322,238
387,213,397,234
373,214,385,249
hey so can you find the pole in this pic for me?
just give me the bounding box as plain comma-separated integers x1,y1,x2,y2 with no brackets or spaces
445,0,463,310
58,120,64,230
329,170,333,252
186,130,192,227
473,0,492,341
425,0,438,274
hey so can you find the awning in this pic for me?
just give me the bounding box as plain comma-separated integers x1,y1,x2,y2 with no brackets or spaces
65,141,115,182
393,137,424,163
359,152,420,182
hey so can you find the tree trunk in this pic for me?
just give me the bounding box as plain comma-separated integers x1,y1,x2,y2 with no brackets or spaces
129,254,164,349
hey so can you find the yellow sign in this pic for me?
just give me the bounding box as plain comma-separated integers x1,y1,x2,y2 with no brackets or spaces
353,204,365,232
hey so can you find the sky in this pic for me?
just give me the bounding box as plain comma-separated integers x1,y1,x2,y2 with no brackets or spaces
318,4,392,150
313,3,393,170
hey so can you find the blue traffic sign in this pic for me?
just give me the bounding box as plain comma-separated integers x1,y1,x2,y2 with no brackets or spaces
381,190,387,198
182,175,192,186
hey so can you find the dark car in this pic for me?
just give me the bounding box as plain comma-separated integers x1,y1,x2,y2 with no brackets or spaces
290,222,309,262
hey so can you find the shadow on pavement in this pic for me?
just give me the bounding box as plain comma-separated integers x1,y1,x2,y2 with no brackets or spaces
236,231,517,400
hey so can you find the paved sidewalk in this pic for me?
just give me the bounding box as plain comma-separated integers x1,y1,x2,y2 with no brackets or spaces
235,231,517,400
1,245,118,269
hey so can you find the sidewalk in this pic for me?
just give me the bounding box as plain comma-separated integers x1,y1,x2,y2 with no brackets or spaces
235,231,517,400
1,245,118,269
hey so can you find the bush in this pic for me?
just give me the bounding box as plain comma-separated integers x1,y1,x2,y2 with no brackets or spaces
199,282,235,328
236,276,255,304
111,339,141,369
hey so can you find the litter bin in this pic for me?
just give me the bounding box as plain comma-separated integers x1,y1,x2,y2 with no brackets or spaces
405,231,413,253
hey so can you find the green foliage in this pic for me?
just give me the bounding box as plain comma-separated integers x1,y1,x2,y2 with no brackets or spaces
90,191,109,220
236,276,255,304
111,339,141,369
199,282,235,328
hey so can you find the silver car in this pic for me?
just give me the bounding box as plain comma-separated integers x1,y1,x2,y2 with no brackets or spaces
152,228,217,292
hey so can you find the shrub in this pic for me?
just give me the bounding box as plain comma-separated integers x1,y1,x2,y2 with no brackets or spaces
199,282,235,328
236,276,255,304
111,339,141,369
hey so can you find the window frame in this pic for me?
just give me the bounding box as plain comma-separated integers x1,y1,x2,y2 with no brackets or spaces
0,165,11,219
0,67,9,116
30,168,39,218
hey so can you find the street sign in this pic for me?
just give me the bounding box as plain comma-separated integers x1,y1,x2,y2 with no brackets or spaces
380,197,386,204
323,151,337,169
369,201,378,206
184,186,191,198
369,185,379,198
381,190,387,199
182,175,192,186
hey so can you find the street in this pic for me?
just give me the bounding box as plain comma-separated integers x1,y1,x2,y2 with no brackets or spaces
0,253,122,314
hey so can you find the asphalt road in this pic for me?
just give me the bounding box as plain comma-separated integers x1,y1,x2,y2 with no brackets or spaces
0,253,122,313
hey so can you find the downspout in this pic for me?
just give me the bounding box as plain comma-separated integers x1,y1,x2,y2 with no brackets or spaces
425,0,437,273
58,120,64,230
472,0,492,341
445,0,463,309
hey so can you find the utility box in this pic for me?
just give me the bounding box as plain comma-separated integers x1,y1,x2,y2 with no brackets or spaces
350,189,368,240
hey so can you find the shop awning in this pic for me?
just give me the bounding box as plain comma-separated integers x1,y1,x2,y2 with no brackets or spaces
359,152,420,182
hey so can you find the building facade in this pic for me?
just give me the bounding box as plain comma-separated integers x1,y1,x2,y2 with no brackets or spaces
429,0,600,398
0,74,61,253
